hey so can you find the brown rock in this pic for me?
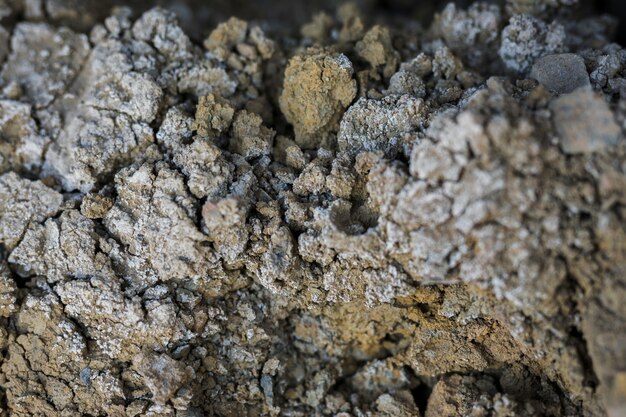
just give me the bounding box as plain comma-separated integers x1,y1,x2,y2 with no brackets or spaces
279,48,357,149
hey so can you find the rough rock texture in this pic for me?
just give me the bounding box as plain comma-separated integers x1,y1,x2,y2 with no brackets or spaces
0,1,625,416
279,48,357,149
530,53,590,93
499,14,566,73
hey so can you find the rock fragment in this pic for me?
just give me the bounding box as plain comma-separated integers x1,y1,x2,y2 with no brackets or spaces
202,197,249,264
0,100,49,175
425,374,538,417
0,22,89,108
0,172,62,251
337,94,424,156
499,14,566,73
374,393,422,417
80,192,114,219
230,110,275,159
530,53,590,94
133,353,193,405
355,25,400,78
42,24,165,191
203,17,248,56
55,277,186,361
172,138,233,199
431,2,502,67
8,210,108,283
279,48,357,148
193,94,235,138
550,87,621,153
103,162,214,289
386,54,431,97
132,7,193,61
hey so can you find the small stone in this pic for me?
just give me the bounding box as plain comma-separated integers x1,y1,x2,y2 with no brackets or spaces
230,110,275,159
337,95,424,156
204,17,248,52
79,368,92,385
193,94,235,137
236,42,257,60
260,374,274,405
293,163,327,196
426,374,498,417
133,353,192,405
81,193,114,219
499,14,566,73
355,25,400,78
550,87,621,154
0,100,50,175
262,358,280,376
530,53,590,94
375,392,422,417
1,22,90,108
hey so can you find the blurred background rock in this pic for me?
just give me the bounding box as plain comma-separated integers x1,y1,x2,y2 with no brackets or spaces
1,0,624,42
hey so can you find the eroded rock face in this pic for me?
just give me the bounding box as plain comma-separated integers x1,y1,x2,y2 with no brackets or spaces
0,1,625,416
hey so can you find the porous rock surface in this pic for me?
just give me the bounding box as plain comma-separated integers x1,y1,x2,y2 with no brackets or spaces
0,1,625,416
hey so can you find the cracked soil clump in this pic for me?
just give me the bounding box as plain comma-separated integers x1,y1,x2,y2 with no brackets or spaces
0,1,625,416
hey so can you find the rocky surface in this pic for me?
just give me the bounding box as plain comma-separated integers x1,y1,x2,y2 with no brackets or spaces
0,1,625,416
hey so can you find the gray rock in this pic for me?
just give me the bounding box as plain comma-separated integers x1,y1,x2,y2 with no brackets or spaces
0,23,90,108
0,172,63,251
499,14,566,73
0,100,50,175
550,87,621,154
530,53,590,94
337,94,424,156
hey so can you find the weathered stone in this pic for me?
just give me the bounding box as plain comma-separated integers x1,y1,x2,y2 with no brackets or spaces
551,87,621,153
530,53,590,94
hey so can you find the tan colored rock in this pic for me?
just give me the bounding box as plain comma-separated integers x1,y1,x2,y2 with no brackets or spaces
551,87,621,154
279,48,357,148
193,93,235,137
356,25,400,78
80,193,114,219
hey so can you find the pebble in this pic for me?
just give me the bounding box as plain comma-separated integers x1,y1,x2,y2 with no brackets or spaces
530,53,590,94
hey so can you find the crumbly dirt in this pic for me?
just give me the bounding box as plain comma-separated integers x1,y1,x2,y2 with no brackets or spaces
0,1,625,416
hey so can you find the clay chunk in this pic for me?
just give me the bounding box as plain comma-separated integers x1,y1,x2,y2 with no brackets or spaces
279,48,357,148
